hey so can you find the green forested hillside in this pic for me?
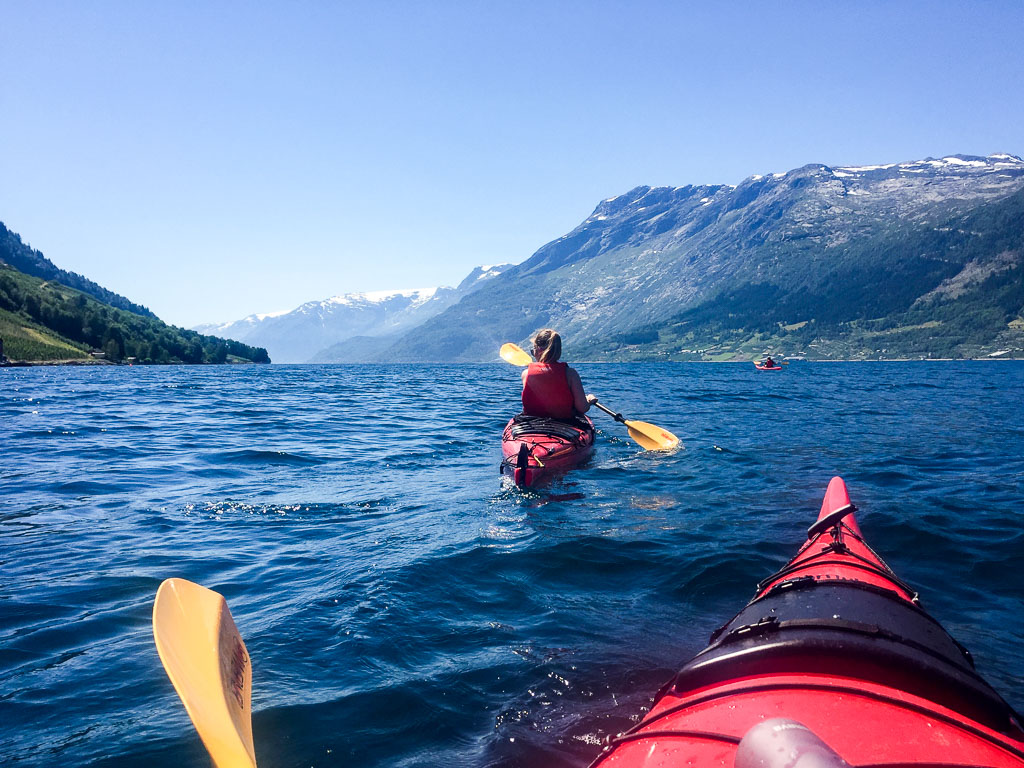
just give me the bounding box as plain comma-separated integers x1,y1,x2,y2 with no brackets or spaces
0,265,270,364
0,306,91,362
1,222,156,318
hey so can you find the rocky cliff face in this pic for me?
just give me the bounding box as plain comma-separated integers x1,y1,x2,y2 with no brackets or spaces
376,153,1024,361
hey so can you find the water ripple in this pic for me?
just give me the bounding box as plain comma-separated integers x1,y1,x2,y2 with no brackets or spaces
1,362,1022,767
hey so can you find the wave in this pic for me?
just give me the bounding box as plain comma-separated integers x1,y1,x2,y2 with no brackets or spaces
201,449,329,466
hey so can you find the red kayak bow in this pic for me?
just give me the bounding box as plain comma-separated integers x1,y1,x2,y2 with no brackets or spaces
591,477,1024,767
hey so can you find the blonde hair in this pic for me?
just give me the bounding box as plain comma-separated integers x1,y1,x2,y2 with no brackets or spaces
533,329,562,363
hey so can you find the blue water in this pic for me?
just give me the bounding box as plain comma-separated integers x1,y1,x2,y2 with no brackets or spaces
2,362,1023,767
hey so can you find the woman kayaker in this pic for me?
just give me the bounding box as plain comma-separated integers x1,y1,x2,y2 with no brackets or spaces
521,329,595,420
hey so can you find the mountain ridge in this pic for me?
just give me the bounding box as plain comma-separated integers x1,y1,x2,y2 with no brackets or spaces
0,222,270,364
0,263,271,364
373,152,1024,361
1,222,156,318
195,264,513,363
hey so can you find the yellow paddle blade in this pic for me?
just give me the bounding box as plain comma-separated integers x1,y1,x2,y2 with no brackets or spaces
625,420,680,451
499,343,532,367
153,578,257,768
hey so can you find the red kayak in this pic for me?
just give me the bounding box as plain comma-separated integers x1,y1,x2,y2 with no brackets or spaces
591,477,1024,767
754,362,783,370
500,414,595,487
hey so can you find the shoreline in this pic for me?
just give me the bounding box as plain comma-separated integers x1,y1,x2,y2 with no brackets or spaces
4,357,1024,368
0,358,265,367
0,358,114,367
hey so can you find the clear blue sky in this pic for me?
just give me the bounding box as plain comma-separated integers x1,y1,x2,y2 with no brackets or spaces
2,1,1022,327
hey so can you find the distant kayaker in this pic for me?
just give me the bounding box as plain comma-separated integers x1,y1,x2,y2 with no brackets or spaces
521,329,595,420
764,356,776,368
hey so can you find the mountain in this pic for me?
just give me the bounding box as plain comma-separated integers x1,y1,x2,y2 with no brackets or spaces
1,222,156,318
195,264,512,363
372,153,1024,361
0,263,271,364
0,222,270,364
0,264,272,364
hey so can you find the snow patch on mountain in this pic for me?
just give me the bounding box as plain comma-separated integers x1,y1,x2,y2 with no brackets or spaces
326,287,438,307
831,154,1024,179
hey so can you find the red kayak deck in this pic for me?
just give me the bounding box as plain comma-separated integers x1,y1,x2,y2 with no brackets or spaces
591,477,1024,767
500,415,594,487
754,363,783,370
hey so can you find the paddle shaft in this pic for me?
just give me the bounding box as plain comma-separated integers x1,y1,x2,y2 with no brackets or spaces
591,401,626,423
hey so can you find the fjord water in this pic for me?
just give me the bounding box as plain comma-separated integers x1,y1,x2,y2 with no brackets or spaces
2,362,1023,768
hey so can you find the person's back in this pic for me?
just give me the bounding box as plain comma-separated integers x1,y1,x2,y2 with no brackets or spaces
521,329,592,420
522,360,576,419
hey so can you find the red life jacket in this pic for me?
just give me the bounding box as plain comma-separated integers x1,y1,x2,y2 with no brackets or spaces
522,362,576,419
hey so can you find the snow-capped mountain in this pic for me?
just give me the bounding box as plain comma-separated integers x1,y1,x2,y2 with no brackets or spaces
196,153,1024,363
193,264,512,363
374,153,1024,361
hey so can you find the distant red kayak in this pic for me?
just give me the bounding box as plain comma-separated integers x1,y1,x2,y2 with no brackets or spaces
591,477,1024,767
754,362,783,370
500,415,594,487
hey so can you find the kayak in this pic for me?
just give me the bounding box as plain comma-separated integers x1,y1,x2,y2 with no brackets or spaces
591,477,1024,767
754,362,783,370
500,414,595,487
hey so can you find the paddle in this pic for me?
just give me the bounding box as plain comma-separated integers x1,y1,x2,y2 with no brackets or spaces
499,343,679,451
499,342,532,367
588,399,679,450
153,578,257,768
